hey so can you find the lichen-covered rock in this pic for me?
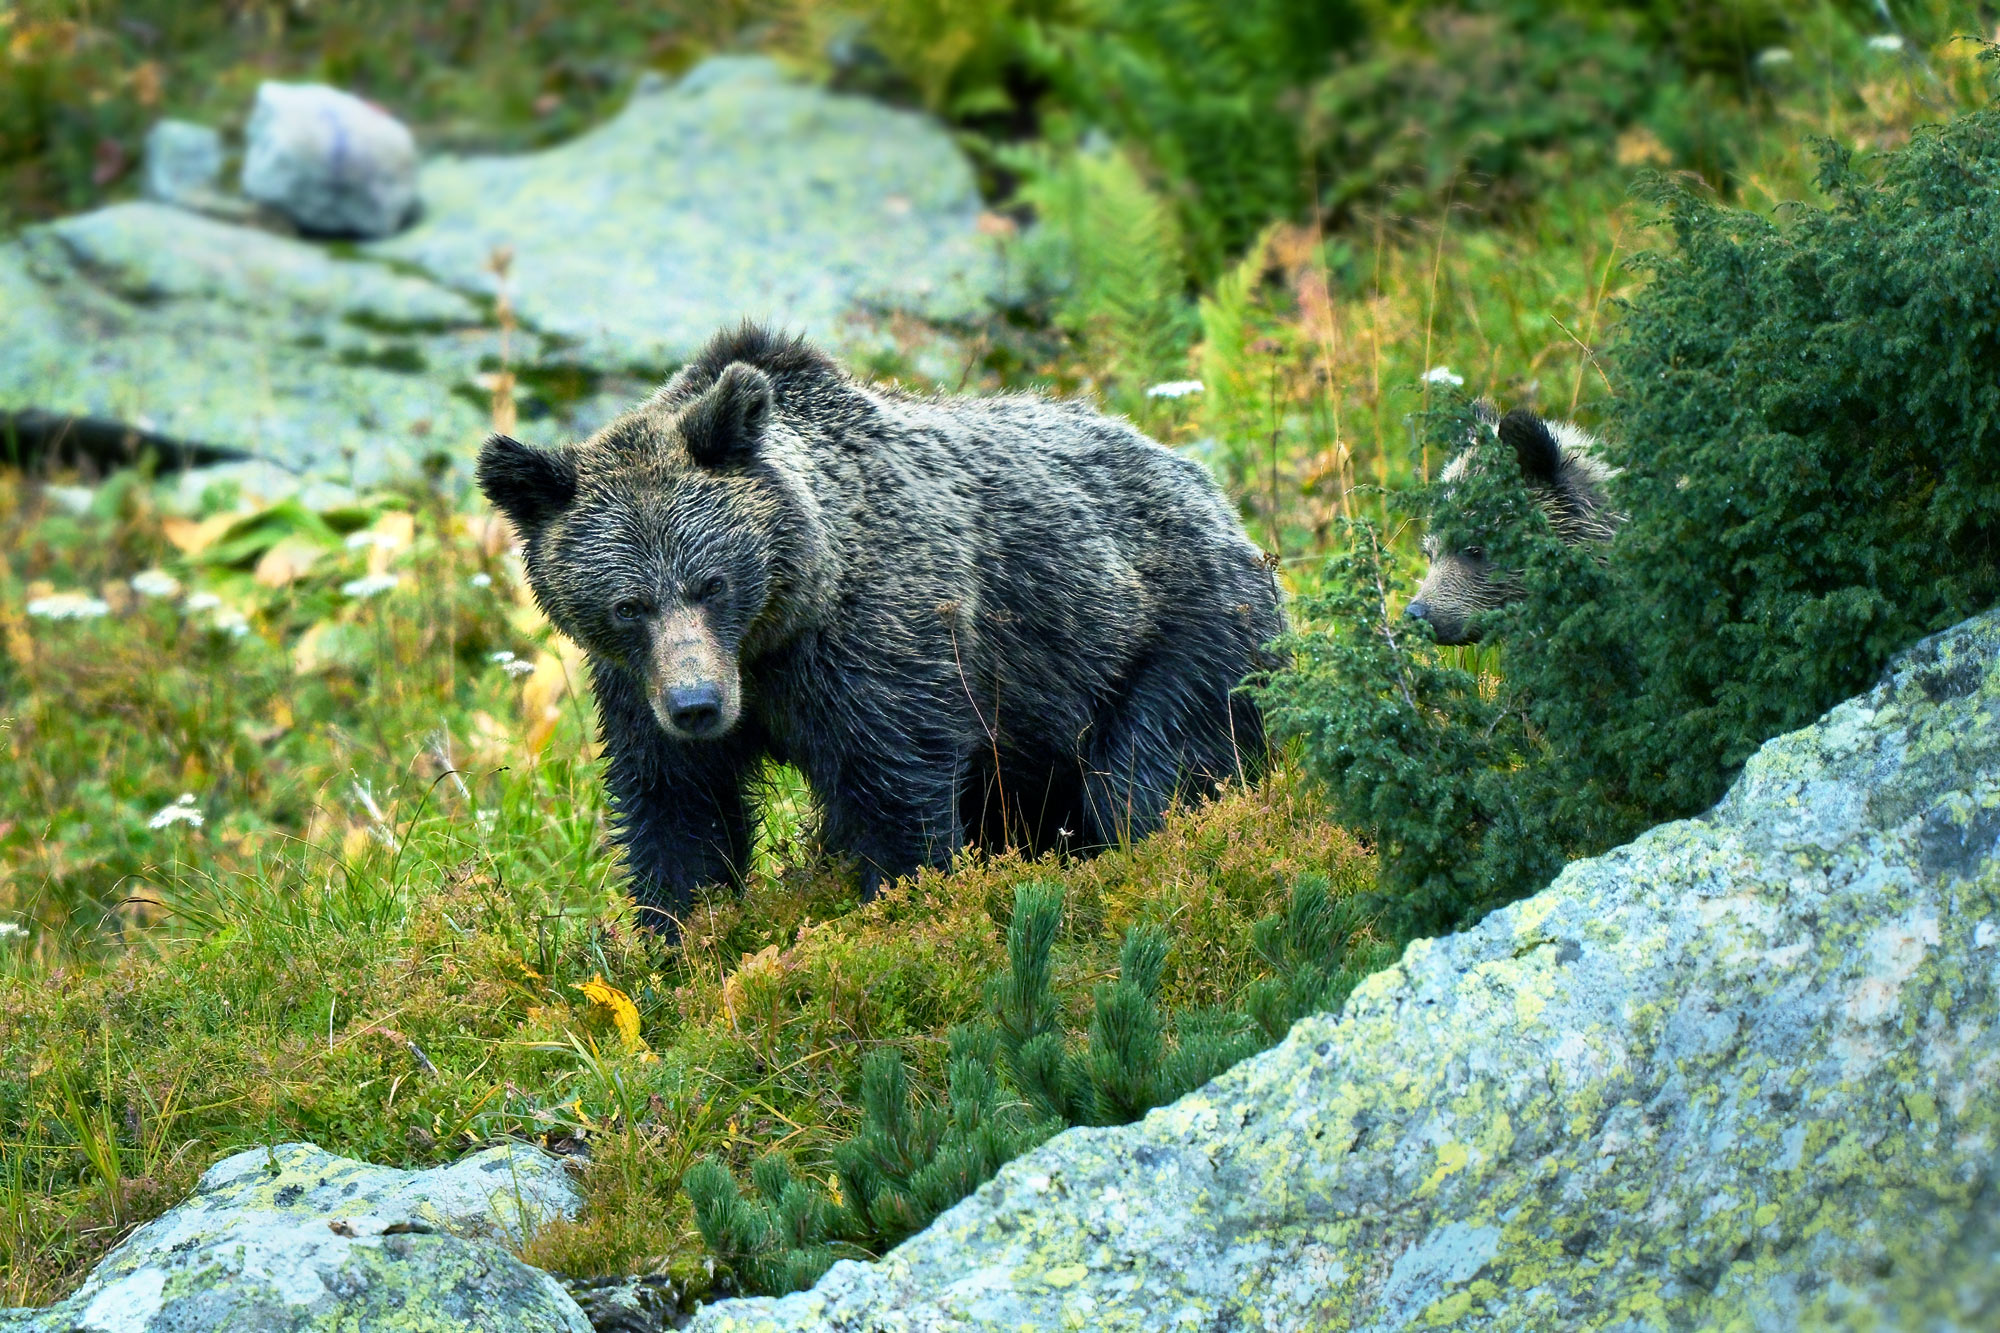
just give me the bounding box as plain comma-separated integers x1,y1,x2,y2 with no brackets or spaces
242,82,419,239
690,609,2000,1331
0,202,498,482
0,59,1004,482
0,1142,588,1332
370,56,1005,372
142,121,224,209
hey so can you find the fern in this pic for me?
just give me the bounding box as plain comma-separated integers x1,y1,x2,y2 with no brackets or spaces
1009,142,1196,400
1054,0,1366,272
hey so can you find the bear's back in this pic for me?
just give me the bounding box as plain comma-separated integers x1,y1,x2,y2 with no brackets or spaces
878,390,1253,567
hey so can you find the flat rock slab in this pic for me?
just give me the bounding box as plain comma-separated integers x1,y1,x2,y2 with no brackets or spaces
0,202,499,484
0,1142,589,1333
371,56,1005,372
691,609,2000,1330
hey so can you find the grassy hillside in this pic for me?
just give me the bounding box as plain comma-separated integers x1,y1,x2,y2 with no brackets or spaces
3,0,1992,1307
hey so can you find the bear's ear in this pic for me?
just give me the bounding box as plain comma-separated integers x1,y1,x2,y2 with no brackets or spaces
477,434,577,534
679,362,772,470
1499,408,1562,487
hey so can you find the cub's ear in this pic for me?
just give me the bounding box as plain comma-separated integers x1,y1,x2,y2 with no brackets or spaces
477,434,577,534
1498,408,1562,487
679,362,772,470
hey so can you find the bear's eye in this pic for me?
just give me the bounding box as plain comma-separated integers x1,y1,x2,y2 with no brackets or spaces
612,598,647,622
693,576,726,602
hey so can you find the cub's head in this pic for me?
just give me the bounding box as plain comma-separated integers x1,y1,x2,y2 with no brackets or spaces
478,361,813,741
1405,405,1620,646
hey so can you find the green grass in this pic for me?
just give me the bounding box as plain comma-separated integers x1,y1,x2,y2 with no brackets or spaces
2,0,1993,1310
0,465,1374,1303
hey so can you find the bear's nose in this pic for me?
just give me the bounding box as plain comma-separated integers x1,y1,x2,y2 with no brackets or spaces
1405,599,1431,623
667,684,724,737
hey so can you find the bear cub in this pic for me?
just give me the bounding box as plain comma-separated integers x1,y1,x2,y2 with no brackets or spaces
1406,403,1621,645
479,325,1283,930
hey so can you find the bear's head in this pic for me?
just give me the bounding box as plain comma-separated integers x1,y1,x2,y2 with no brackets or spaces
477,361,822,742
1405,406,1619,646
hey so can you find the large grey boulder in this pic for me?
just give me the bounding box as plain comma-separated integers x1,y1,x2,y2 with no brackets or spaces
371,56,1006,371
691,608,2000,1331
0,1142,589,1332
242,82,419,239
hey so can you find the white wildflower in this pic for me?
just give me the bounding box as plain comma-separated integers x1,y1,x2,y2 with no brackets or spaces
1866,33,1905,52
0,921,26,940
1146,380,1205,399
1755,47,1794,69
148,793,205,831
1422,366,1465,388
345,530,383,549
342,573,401,599
469,572,493,589
185,591,222,612
26,592,111,621
502,659,537,678
489,650,517,665
130,569,183,599
44,485,95,516
210,607,251,638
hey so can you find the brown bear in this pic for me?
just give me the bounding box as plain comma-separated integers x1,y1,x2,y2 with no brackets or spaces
478,324,1282,929
1405,404,1621,645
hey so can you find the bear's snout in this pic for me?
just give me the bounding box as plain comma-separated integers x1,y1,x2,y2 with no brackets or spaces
665,683,725,738
647,606,741,740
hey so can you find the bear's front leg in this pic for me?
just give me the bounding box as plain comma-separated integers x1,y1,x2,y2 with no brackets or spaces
595,668,758,931
810,736,965,900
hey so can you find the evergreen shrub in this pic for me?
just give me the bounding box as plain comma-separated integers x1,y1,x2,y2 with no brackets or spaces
1263,99,2000,937
684,876,1383,1295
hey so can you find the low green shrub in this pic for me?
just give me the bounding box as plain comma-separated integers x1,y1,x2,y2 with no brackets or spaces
1263,94,2000,936
684,875,1386,1295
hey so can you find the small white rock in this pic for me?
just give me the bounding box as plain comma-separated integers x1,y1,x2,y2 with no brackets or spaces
241,82,418,239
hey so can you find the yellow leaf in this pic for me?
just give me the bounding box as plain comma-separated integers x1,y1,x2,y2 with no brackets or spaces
521,638,587,754
293,619,369,676
161,513,238,555
254,535,325,588
719,944,786,1032
364,512,415,575
573,975,648,1055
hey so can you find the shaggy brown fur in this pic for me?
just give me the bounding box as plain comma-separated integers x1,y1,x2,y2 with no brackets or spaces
479,324,1283,930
